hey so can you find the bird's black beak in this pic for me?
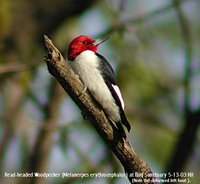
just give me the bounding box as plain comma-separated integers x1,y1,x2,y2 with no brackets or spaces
93,36,109,46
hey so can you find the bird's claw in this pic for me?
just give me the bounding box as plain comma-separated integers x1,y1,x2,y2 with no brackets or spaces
79,86,87,97
81,111,88,120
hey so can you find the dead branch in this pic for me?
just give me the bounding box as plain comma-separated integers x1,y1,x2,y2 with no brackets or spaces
43,35,155,184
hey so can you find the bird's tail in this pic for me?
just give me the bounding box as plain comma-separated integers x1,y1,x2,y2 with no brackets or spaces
120,110,131,132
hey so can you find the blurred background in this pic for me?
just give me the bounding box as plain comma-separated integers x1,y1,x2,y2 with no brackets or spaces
0,0,200,183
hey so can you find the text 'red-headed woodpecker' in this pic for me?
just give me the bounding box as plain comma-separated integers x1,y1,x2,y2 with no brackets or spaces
67,35,131,138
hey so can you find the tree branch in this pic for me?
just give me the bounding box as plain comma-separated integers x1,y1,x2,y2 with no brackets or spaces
165,0,200,175
28,80,63,184
98,0,190,37
43,35,155,184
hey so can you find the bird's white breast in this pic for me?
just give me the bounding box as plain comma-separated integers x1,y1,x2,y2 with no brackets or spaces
69,50,120,122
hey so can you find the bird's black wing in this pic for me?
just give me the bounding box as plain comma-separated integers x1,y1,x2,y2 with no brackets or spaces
96,53,131,135
95,53,116,85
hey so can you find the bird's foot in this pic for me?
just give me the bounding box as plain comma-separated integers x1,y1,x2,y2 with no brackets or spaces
79,86,87,98
81,111,88,120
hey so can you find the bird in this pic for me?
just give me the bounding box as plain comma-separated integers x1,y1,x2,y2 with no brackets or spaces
67,35,131,138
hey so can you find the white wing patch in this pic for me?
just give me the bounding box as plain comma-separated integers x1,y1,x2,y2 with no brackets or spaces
111,84,125,110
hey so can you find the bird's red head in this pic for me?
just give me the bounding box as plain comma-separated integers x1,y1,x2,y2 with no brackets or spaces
67,35,109,61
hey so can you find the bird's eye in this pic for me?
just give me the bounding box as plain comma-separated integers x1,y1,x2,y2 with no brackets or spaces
83,41,90,44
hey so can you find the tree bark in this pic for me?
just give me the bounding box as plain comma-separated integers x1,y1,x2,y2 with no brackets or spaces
43,35,155,184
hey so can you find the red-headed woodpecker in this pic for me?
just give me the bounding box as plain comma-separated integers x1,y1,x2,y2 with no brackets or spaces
67,35,131,138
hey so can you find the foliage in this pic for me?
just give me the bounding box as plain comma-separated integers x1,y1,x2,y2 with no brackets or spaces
0,0,199,184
